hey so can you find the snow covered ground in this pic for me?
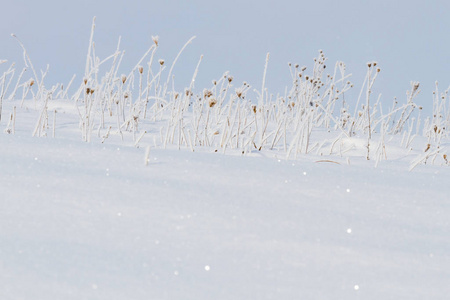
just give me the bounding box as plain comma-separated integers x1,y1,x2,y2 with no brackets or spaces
1,100,450,299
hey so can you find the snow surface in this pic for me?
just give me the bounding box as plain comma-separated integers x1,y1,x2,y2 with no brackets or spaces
1,101,450,299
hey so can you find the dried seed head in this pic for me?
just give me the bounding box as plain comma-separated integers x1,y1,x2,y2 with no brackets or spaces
213,80,217,85
228,76,233,83
252,105,257,114
86,87,91,94
377,68,381,72
124,92,129,99
152,35,159,46
121,74,127,84
204,89,213,98
236,89,243,98
138,65,144,74
295,64,299,68
83,78,88,85
29,78,35,87
301,66,307,71
159,59,165,66
208,97,217,108
90,88,95,94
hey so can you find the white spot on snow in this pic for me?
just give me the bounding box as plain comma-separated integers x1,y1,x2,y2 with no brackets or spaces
347,228,352,234
354,285,359,290
303,172,307,175
205,265,210,271
346,189,350,193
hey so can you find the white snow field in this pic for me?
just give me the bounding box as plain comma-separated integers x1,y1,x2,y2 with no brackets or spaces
1,20,450,298
1,100,450,300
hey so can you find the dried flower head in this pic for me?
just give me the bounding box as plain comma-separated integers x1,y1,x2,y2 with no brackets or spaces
228,76,233,83
159,59,165,66
29,78,35,87
152,35,159,46
121,74,127,84
203,89,213,98
208,97,217,108
138,65,144,74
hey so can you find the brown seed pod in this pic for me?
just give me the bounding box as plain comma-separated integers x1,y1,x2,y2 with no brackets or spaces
209,98,217,108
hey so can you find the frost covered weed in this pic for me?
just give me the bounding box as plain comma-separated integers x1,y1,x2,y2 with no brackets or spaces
1,18,449,170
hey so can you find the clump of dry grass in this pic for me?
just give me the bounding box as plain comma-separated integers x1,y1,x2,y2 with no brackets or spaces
2,18,450,170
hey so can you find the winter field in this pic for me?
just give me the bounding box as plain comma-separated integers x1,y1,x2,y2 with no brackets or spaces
1,18,450,299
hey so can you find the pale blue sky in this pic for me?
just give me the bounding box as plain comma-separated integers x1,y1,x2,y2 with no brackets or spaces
1,0,449,110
